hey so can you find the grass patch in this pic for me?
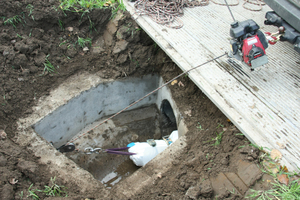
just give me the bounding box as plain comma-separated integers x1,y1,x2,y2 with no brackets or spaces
37,177,68,197
76,36,91,48
59,0,126,19
26,4,35,20
26,177,67,199
204,131,224,146
3,15,22,28
247,179,300,200
42,55,57,75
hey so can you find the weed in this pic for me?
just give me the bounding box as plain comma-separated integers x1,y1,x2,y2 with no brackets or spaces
247,180,300,199
42,55,57,74
4,15,22,28
216,123,224,129
204,131,224,146
16,33,24,39
19,191,24,200
58,19,64,31
37,177,68,197
249,143,265,151
196,122,204,130
235,133,244,136
27,184,40,200
87,15,97,33
131,59,139,67
29,29,32,37
111,0,126,19
26,177,67,199
2,95,7,106
26,4,34,20
76,36,91,48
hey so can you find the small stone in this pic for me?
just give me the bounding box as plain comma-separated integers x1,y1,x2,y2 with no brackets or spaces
83,47,89,52
3,50,9,56
11,40,16,44
186,186,201,199
9,178,18,185
18,78,24,81
66,27,73,32
0,129,6,139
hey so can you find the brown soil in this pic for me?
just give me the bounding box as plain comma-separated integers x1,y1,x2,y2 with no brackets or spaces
0,0,267,199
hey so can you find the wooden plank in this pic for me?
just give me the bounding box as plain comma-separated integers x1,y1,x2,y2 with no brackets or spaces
124,0,300,172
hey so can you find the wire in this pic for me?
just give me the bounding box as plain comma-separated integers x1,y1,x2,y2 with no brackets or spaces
66,53,227,145
224,0,236,22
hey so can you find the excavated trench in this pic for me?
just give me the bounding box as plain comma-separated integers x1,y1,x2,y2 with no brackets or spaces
29,74,186,189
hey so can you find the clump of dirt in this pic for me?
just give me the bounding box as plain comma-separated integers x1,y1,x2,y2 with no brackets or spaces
0,0,266,199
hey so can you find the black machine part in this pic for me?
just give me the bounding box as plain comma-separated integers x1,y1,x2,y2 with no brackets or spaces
265,11,300,53
230,19,260,39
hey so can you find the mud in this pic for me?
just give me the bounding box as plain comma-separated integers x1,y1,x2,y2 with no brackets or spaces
0,0,269,199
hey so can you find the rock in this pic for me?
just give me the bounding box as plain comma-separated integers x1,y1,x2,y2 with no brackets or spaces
66,27,73,32
117,54,128,64
199,179,213,198
103,30,113,47
113,40,128,54
131,134,139,142
186,186,200,199
106,20,118,35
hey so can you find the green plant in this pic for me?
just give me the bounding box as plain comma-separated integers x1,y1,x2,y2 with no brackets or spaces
27,184,40,200
16,33,24,39
76,36,91,48
204,131,224,146
249,143,265,151
43,55,57,74
247,180,300,200
26,4,34,20
58,19,64,31
196,122,204,130
235,133,244,136
3,15,22,28
216,123,224,129
37,177,67,197
19,191,24,200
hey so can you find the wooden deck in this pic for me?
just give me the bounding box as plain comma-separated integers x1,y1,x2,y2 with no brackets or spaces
124,0,300,171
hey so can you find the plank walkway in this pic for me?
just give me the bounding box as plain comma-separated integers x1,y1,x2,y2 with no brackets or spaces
124,0,300,172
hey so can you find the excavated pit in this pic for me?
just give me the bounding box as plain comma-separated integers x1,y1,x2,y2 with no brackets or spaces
31,74,186,188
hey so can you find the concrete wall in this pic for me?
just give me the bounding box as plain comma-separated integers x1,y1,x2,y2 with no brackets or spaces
33,75,184,148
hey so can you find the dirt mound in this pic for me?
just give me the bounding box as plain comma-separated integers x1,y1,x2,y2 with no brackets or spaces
0,0,265,199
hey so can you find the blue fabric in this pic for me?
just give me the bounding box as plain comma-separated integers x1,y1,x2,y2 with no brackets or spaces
127,142,135,148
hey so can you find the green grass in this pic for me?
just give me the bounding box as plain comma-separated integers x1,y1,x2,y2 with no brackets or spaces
76,36,91,48
37,177,68,197
59,0,126,18
58,19,64,31
3,15,22,28
26,4,35,20
196,122,204,130
204,131,224,146
27,184,40,200
43,55,57,74
247,180,300,200
26,177,67,199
